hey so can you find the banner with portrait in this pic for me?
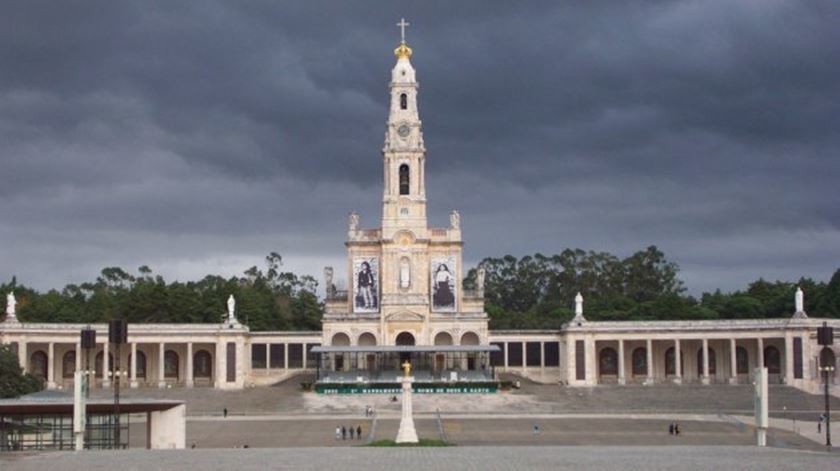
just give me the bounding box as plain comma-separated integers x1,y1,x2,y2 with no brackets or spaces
430,256,456,312
353,257,379,313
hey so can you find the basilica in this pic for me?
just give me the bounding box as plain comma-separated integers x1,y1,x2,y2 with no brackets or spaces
1,28,837,395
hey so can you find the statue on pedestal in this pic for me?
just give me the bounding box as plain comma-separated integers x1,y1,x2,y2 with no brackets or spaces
450,210,460,230
323,267,335,296
348,212,359,233
227,295,237,324
476,267,486,296
574,292,586,322
395,359,418,443
5,291,17,322
792,287,808,318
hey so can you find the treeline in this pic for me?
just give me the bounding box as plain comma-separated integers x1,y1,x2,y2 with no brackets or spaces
2,253,321,331
463,246,840,330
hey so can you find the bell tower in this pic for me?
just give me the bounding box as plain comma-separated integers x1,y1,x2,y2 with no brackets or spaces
381,18,427,239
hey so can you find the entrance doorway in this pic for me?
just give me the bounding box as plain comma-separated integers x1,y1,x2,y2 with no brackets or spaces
435,354,445,372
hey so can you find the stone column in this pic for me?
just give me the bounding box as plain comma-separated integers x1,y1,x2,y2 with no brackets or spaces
503,342,509,370
757,337,764,369
103,341,111,388
522,342,527,373
784,334,794,384
302,343,307,369
284,343,289,370
617,339,626,385
18,341,27,371
130,342,138,388
76,342,82,372
158,342,166,388
186,343,194,388
215,341,224,388
674,339,682,384
267,343,272,370
729,338,738,384
644,339,654,385
585,337,596,385
701,338,710,385
47,342,56,389
540,342,545,376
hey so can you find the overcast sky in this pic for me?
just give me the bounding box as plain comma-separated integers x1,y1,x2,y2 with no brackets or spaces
1,1,838,296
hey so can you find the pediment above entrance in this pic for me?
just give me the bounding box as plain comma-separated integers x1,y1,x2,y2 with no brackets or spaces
385,311,424,322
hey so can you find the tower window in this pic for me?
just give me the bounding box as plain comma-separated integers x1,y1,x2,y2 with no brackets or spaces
400,93,407,110
399,164,409,195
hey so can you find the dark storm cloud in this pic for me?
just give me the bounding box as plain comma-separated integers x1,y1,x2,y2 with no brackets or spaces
1,0,838,296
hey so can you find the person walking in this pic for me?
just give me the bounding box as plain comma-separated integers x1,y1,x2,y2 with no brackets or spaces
669,423,674,435
349,426,355,439
223,407,228,418
335,426,341,440
357,425,362,440
341,425,346,440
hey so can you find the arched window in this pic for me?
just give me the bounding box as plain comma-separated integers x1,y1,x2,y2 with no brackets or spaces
400,93,407,110
599,348,618,376
129,351,147,379
434,332,453,346
399,164,409,195
697,348,717,375
461,332,480,345
164,350,179,379
331,332,351,346
736,346,749,374
95,352,114,378
358,332,377,346
763,346,781,374
194,350,212,378
30,351,48,381
62,351,76,378
631,348,647,376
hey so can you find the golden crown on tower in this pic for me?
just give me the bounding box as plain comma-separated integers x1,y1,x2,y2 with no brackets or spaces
394,42,413,60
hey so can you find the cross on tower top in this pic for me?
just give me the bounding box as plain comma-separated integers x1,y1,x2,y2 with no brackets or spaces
397,18,410,44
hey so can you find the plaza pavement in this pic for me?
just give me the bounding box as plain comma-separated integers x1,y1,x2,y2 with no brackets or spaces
3,446,838,470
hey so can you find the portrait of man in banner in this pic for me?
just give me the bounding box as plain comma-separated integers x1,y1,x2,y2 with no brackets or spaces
353,257,379,313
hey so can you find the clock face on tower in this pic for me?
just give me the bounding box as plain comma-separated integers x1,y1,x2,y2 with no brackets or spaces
397,123,410,137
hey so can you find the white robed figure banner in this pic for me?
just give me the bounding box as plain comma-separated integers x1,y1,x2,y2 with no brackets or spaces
430,256,456,312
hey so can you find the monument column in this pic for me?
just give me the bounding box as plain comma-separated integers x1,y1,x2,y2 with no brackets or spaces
103,341,111,388
130,342,138,388
617,339,626,385
47,342,56,388
645,339,654,385
284,343,289,370
186,342,194,388
674,339,682,384
729,338,738,384
302,343,308,370
701,338,710,385
158,342,166,388
504,342,509,370
784,333,794,384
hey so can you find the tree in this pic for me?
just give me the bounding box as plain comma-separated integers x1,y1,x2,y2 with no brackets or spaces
0,345,43,398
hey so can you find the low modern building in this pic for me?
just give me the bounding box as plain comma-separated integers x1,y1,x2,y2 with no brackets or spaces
1,29,837,396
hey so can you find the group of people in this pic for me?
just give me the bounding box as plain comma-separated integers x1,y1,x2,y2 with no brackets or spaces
668,423,682,435
335,425,363,441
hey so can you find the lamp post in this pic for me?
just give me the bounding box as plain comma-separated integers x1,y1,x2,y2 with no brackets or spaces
819,360,834,448
816,321,834,448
